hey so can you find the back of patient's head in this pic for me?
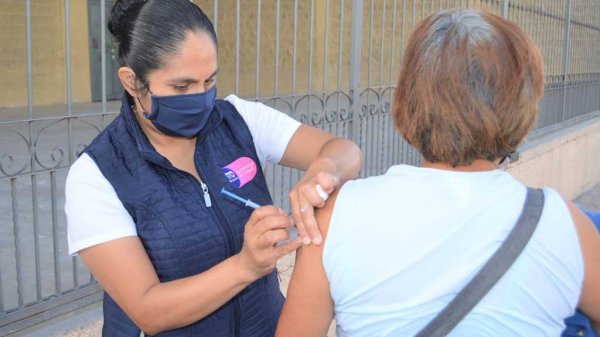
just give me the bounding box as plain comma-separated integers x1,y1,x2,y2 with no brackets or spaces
393,10,544,167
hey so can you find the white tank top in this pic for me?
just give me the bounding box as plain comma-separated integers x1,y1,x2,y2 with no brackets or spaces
323,165,583,337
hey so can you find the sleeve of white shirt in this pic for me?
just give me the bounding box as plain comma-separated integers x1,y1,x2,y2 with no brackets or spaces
65,153,137,255
224,95,301,168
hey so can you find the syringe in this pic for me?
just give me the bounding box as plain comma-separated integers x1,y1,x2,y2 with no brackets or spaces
221,188,299,246
220,188,261,209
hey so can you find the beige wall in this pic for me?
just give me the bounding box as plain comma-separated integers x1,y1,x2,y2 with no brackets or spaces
0,0,598,107
195,0,482,97
0,0,91,108
508,114,600,199
197,0,599,98
194,0,331,97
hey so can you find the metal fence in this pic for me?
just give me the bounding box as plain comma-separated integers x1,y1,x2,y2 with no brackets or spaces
1,0,599,334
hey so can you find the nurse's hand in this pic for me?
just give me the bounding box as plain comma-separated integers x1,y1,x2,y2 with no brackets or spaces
279,125,361,246
237,206,303,281
289,170,339,246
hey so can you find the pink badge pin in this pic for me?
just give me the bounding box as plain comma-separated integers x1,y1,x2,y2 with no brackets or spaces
221,157,257,188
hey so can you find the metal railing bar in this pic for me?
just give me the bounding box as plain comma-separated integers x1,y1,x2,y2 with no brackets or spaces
255,0,262,99
0,79,597,130
390,0,397,86
26,0,35,179
24,0,41,299
72,256,79,289
11,178,24,307
272,0,281,196
0,249,3,312
307,0,315,114
50,171,62,294
274,0,280,99
507,2,600,32
0,111,120,126
65,0,74,166
382,0,389,86
323,0,330,95
31,175,42,300
235,0,240,96
101,0,107,128
308,0,315,96
391,0,399,165
337,0,345,90
292,0,299,108
213,0,218,35
26,0,33,120
349,0,364,142
368,0,374,88
562,0,573,122
335,0,345,118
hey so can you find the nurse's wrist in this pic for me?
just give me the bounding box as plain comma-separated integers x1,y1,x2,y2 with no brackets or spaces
229,254,260,285
314,138,362,183
305,157,337,178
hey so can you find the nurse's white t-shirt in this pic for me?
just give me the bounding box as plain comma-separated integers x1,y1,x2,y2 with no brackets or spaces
65,95,301,255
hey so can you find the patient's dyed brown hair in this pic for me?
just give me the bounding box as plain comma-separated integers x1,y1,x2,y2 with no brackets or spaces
393,10,544,166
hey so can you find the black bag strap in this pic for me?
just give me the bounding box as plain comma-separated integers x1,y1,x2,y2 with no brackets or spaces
415,187,545,337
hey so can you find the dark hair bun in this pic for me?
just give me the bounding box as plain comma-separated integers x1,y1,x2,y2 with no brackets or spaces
108,0,146,42
108,0,217,84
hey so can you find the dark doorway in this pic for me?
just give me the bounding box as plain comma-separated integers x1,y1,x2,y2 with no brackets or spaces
87,0,122,101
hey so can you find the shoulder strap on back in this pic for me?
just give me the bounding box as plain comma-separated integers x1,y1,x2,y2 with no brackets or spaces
415,187,545,337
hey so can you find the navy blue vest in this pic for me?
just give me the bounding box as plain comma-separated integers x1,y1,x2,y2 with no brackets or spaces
85,94,284,337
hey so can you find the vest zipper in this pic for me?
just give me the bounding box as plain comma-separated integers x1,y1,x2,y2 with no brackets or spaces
199,180,212,207
203,190,242,337
192,160,242,337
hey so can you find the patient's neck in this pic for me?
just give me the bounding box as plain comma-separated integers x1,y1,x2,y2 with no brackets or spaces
420,159,499,172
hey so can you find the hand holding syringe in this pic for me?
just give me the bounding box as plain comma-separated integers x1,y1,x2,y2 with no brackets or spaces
221,188,299,246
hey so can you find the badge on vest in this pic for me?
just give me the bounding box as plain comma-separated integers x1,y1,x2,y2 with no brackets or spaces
221,157,257,188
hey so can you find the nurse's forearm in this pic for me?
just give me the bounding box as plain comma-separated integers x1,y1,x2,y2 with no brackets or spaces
82,238,256,336
82,210,296,336
134,255,253,335
309,137,362,183
280,125,362,181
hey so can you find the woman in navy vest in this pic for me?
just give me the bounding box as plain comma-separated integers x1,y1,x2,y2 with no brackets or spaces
64,1,362,336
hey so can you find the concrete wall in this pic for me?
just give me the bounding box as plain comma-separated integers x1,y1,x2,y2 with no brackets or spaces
508,113,600,200
0,0,91,107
